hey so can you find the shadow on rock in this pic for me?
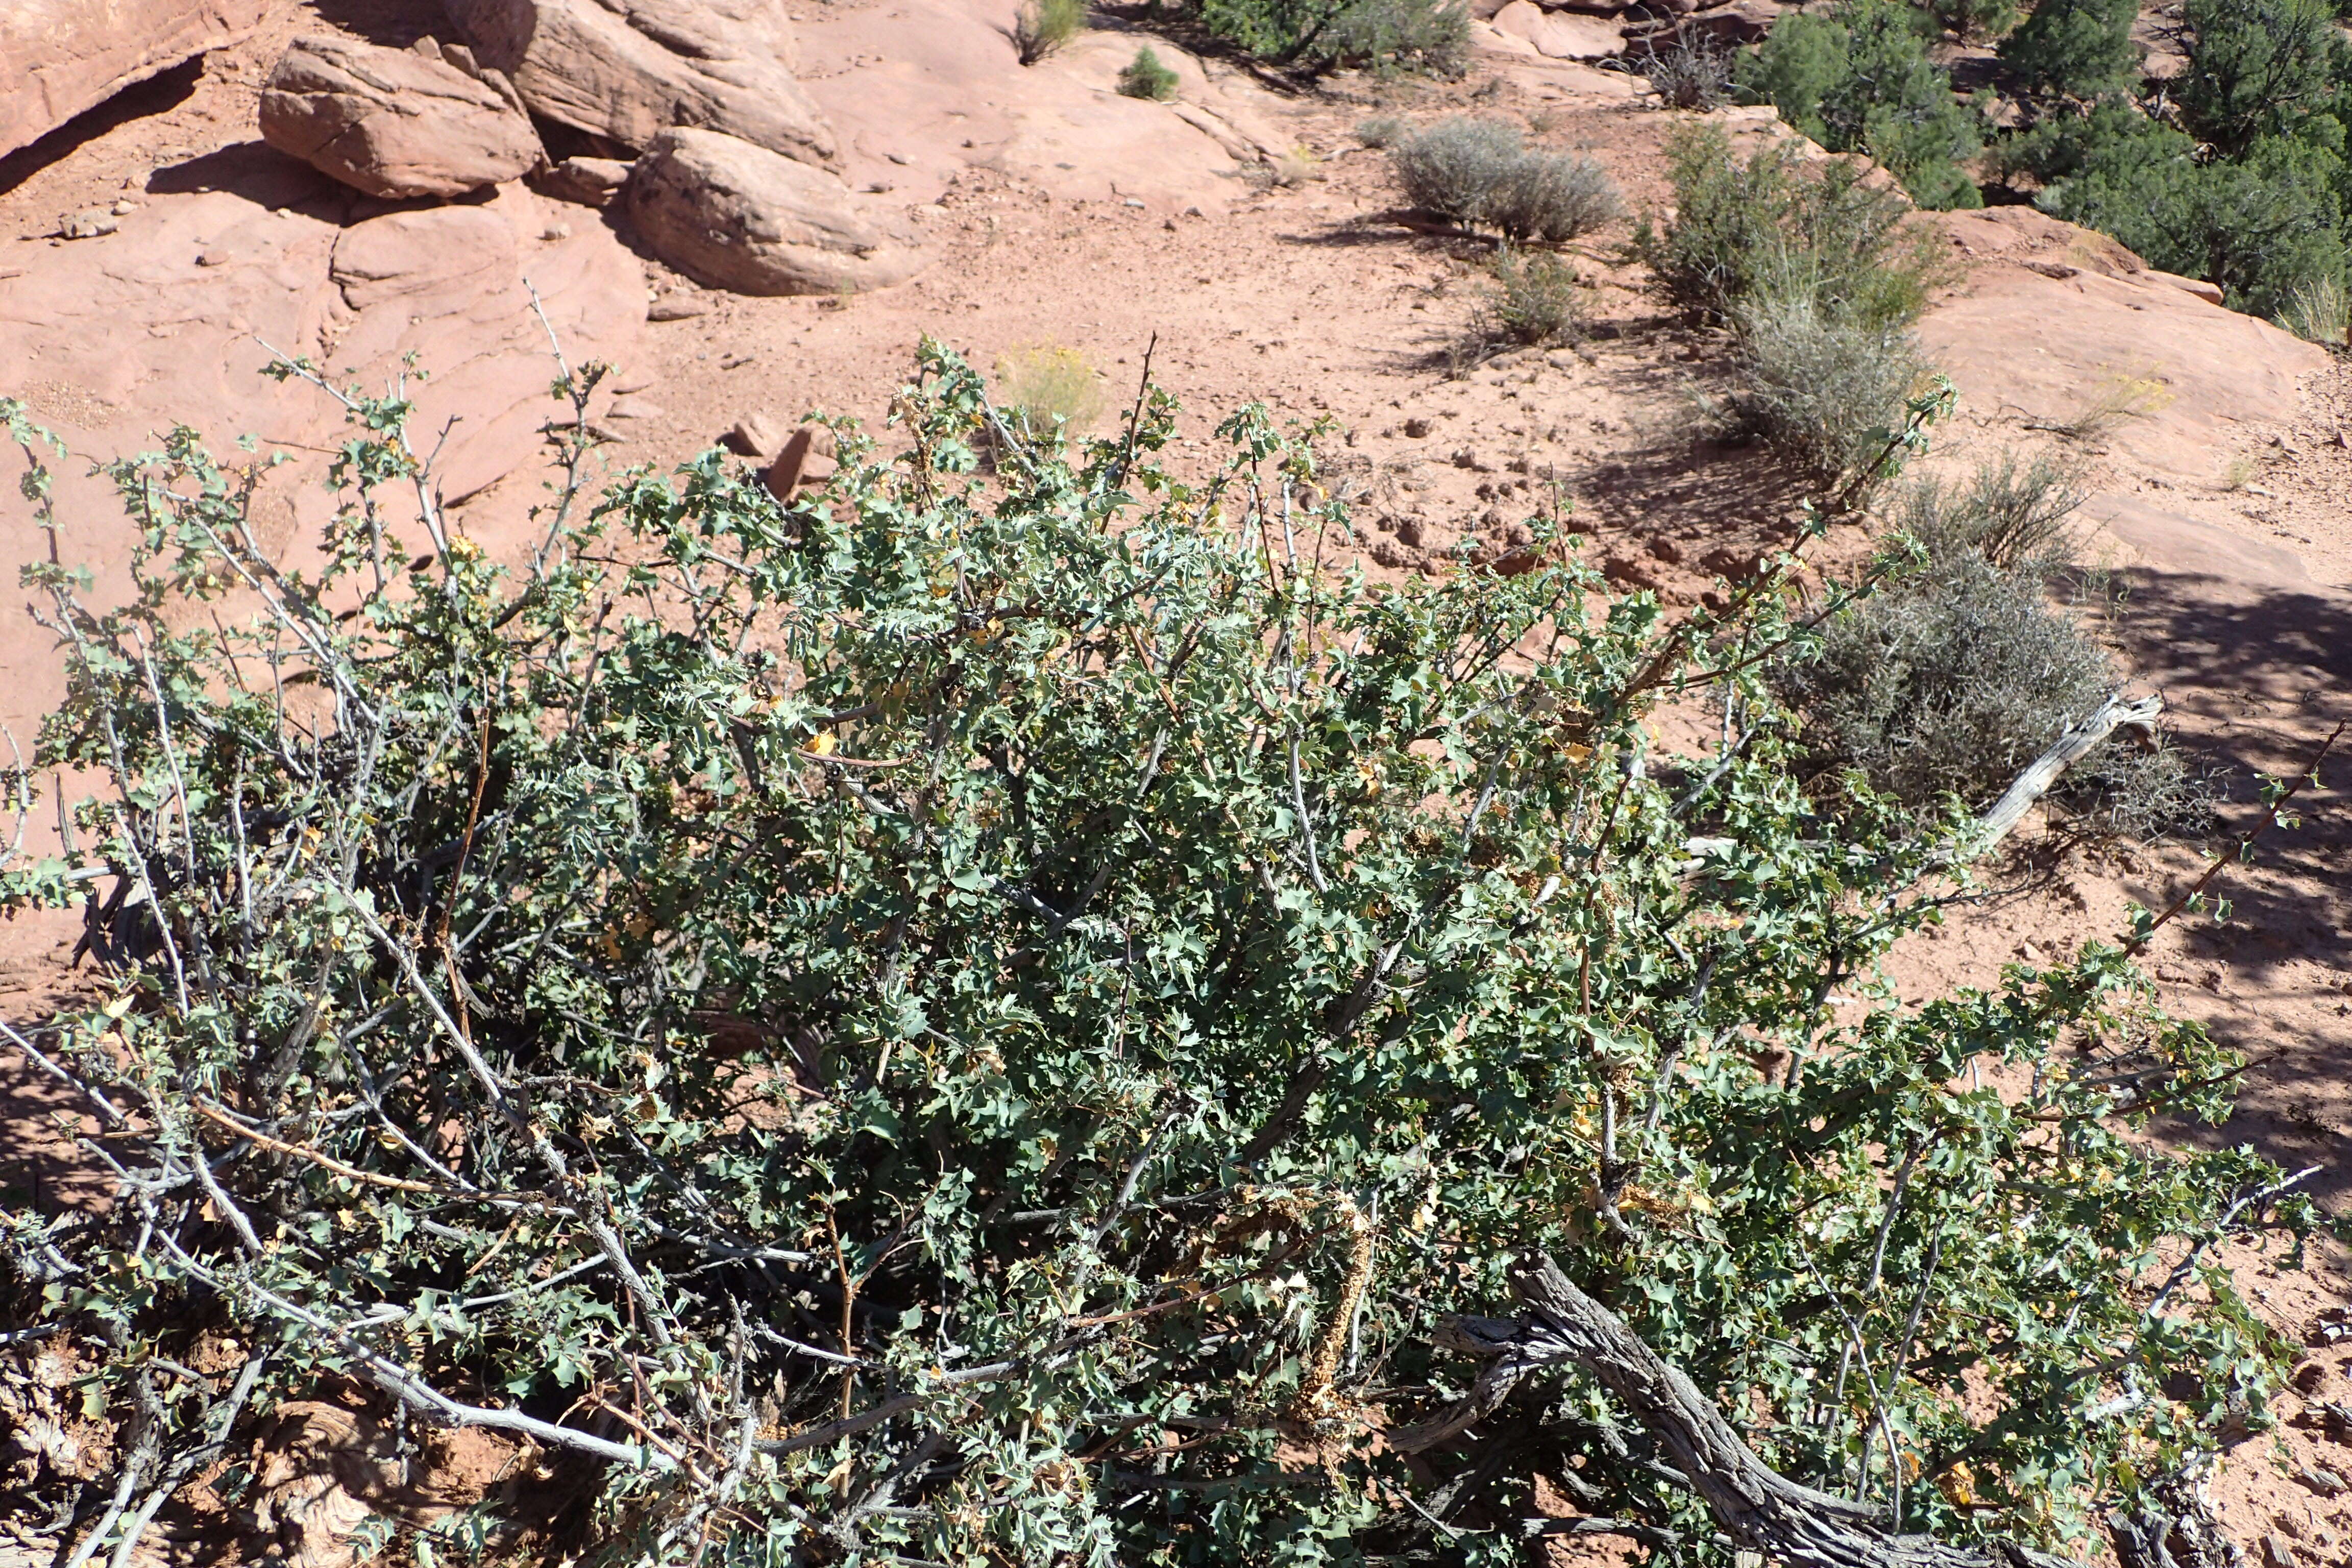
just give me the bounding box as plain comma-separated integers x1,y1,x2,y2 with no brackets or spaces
0,57,204,199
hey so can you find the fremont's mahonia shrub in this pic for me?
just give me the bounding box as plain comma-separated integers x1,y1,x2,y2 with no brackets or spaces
0,346,2313,1568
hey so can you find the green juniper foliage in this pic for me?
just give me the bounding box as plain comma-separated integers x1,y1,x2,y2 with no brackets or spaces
1738,0,1986,209
0,347,2314,1567
1991,0,2352,334
1995,0,2142,98
1197,0,1469,72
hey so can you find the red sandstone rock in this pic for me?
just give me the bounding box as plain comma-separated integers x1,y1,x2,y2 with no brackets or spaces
260,35,543,199
440,0,839,170
624,127,926,297
0,0,277,160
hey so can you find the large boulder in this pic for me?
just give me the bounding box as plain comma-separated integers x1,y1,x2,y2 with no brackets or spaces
439,0,838,170
1,0,276,160
624,127,925,296
259,35,543,199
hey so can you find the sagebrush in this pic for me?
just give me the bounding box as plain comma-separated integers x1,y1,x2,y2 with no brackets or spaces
1389,116,1621,241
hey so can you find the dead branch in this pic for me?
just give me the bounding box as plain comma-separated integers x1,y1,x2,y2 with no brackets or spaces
1423,1255,2072,1568
1970,692,2163,857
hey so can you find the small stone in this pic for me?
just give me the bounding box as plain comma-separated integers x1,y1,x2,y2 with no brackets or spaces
886,151,910,165
726,413,785,458
1123,197,1145,208
1401,416,1432,438
534,155,633,208
763,423,838,499
109,199,139,215
648,294,710,322
542,222,572,240
2291,1360,2329,1395
606,396,664,421
59,209,118,239
1646,536,1682,565
195,250,230,267
2263,1532,2299,1568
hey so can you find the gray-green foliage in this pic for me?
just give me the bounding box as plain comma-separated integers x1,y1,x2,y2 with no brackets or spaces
1639,123,1939,331
1389,116,1622,240
0,350,2304,1567
1779,455,2213,836
1739,0,1987,209
1642,125,1943,496
1731,284,1930,491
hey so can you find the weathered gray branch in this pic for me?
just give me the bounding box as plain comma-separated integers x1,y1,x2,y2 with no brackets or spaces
1970,692,2163,856
1426,1255,2072,1568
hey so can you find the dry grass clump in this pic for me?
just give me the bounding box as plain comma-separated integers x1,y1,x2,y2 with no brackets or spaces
1389,117,1621,242
2277,274,2349,345
1897,450,2087,571
1636,31,1734,109
995,342,1108,441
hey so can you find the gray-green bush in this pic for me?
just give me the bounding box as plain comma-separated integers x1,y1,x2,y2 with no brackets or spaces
1389,116,1621,241
0,349,2296,1568
1731,283,1929,491
1638,123,1940,331
1778,457,2214,836
1643,124,1945,496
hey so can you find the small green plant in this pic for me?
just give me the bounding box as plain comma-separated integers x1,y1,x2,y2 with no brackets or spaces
1355,112,1409,146
1478,247,1586,345
1013,0,1085,63
994,340,1108,439
1389,116,1621,240
1118,44,1182,99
